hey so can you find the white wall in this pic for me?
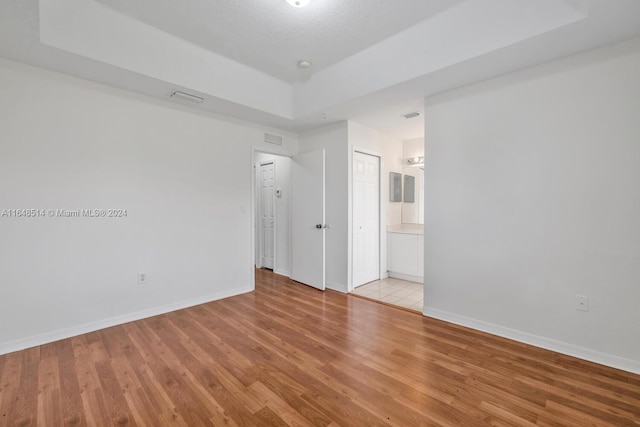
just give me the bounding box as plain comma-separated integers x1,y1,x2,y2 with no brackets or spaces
403,137,424,165
348,121,403,283
254,152,291,277
298,122,349,292
0,58,296,353
423,38,640,373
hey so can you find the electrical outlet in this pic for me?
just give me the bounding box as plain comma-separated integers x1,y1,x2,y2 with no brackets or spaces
138,272,147,284
576,295,589,312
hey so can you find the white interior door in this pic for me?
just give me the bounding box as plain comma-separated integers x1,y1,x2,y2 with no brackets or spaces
291,150,325,290
353,151,380,287
260,161,275,270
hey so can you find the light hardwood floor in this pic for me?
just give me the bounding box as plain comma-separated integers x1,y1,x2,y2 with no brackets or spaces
1,269,639,426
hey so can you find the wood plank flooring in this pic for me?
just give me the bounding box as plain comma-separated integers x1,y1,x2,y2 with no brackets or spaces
1,268,639,426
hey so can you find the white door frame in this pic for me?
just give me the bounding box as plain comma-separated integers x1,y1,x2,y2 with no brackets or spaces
250,147,292,291
255,160,276,270
348,146,383,292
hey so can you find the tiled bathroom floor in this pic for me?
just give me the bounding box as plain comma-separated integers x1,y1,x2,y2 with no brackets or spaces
351,277,423,312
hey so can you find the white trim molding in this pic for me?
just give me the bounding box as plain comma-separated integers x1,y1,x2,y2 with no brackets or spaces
423,306,640,375
326,281,348,294
388,272,423,284
0,285,252,356
274,269,291,277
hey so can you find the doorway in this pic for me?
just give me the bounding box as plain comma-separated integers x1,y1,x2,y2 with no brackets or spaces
252,148,327,292
253,152,292,278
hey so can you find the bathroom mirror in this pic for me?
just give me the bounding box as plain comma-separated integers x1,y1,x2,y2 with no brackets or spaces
390,172,402,202
404,175,415,203
401,166,424,224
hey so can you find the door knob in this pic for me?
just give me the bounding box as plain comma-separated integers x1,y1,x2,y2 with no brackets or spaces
316,224,323,229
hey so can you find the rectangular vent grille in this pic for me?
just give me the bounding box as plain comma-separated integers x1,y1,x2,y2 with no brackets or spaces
264,132,283,145
170,90,204,104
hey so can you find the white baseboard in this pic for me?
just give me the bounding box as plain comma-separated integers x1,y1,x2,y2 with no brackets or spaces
422,306,640,375
326,281,348,293
388,272,424,284
0,285,253,356
274,269,290,277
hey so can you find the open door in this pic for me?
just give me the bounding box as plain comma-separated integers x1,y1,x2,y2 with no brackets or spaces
291,150,325,290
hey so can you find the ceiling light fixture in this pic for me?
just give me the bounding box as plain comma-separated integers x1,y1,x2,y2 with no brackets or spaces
297,60,311,69
287,0,310,7
402,112,422,120
407,156,424,165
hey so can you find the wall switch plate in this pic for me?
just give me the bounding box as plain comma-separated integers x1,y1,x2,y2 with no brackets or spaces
138,272,147,284
576,295,589,312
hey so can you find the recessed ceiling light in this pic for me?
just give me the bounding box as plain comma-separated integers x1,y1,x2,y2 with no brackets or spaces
287,0,310,7
297,60,312,69
402,112,422,119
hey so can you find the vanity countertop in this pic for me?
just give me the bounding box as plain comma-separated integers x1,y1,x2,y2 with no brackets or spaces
387,224,424,235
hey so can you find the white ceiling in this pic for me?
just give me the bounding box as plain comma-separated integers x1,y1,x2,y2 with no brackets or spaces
94,0,461,83
1,0,640,141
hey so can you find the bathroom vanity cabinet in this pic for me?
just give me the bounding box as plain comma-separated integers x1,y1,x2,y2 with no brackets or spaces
387,225,423,283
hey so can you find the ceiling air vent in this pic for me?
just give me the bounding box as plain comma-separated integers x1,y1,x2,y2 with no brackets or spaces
170,90,204,104
402,111,422,120
264,132,283,146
